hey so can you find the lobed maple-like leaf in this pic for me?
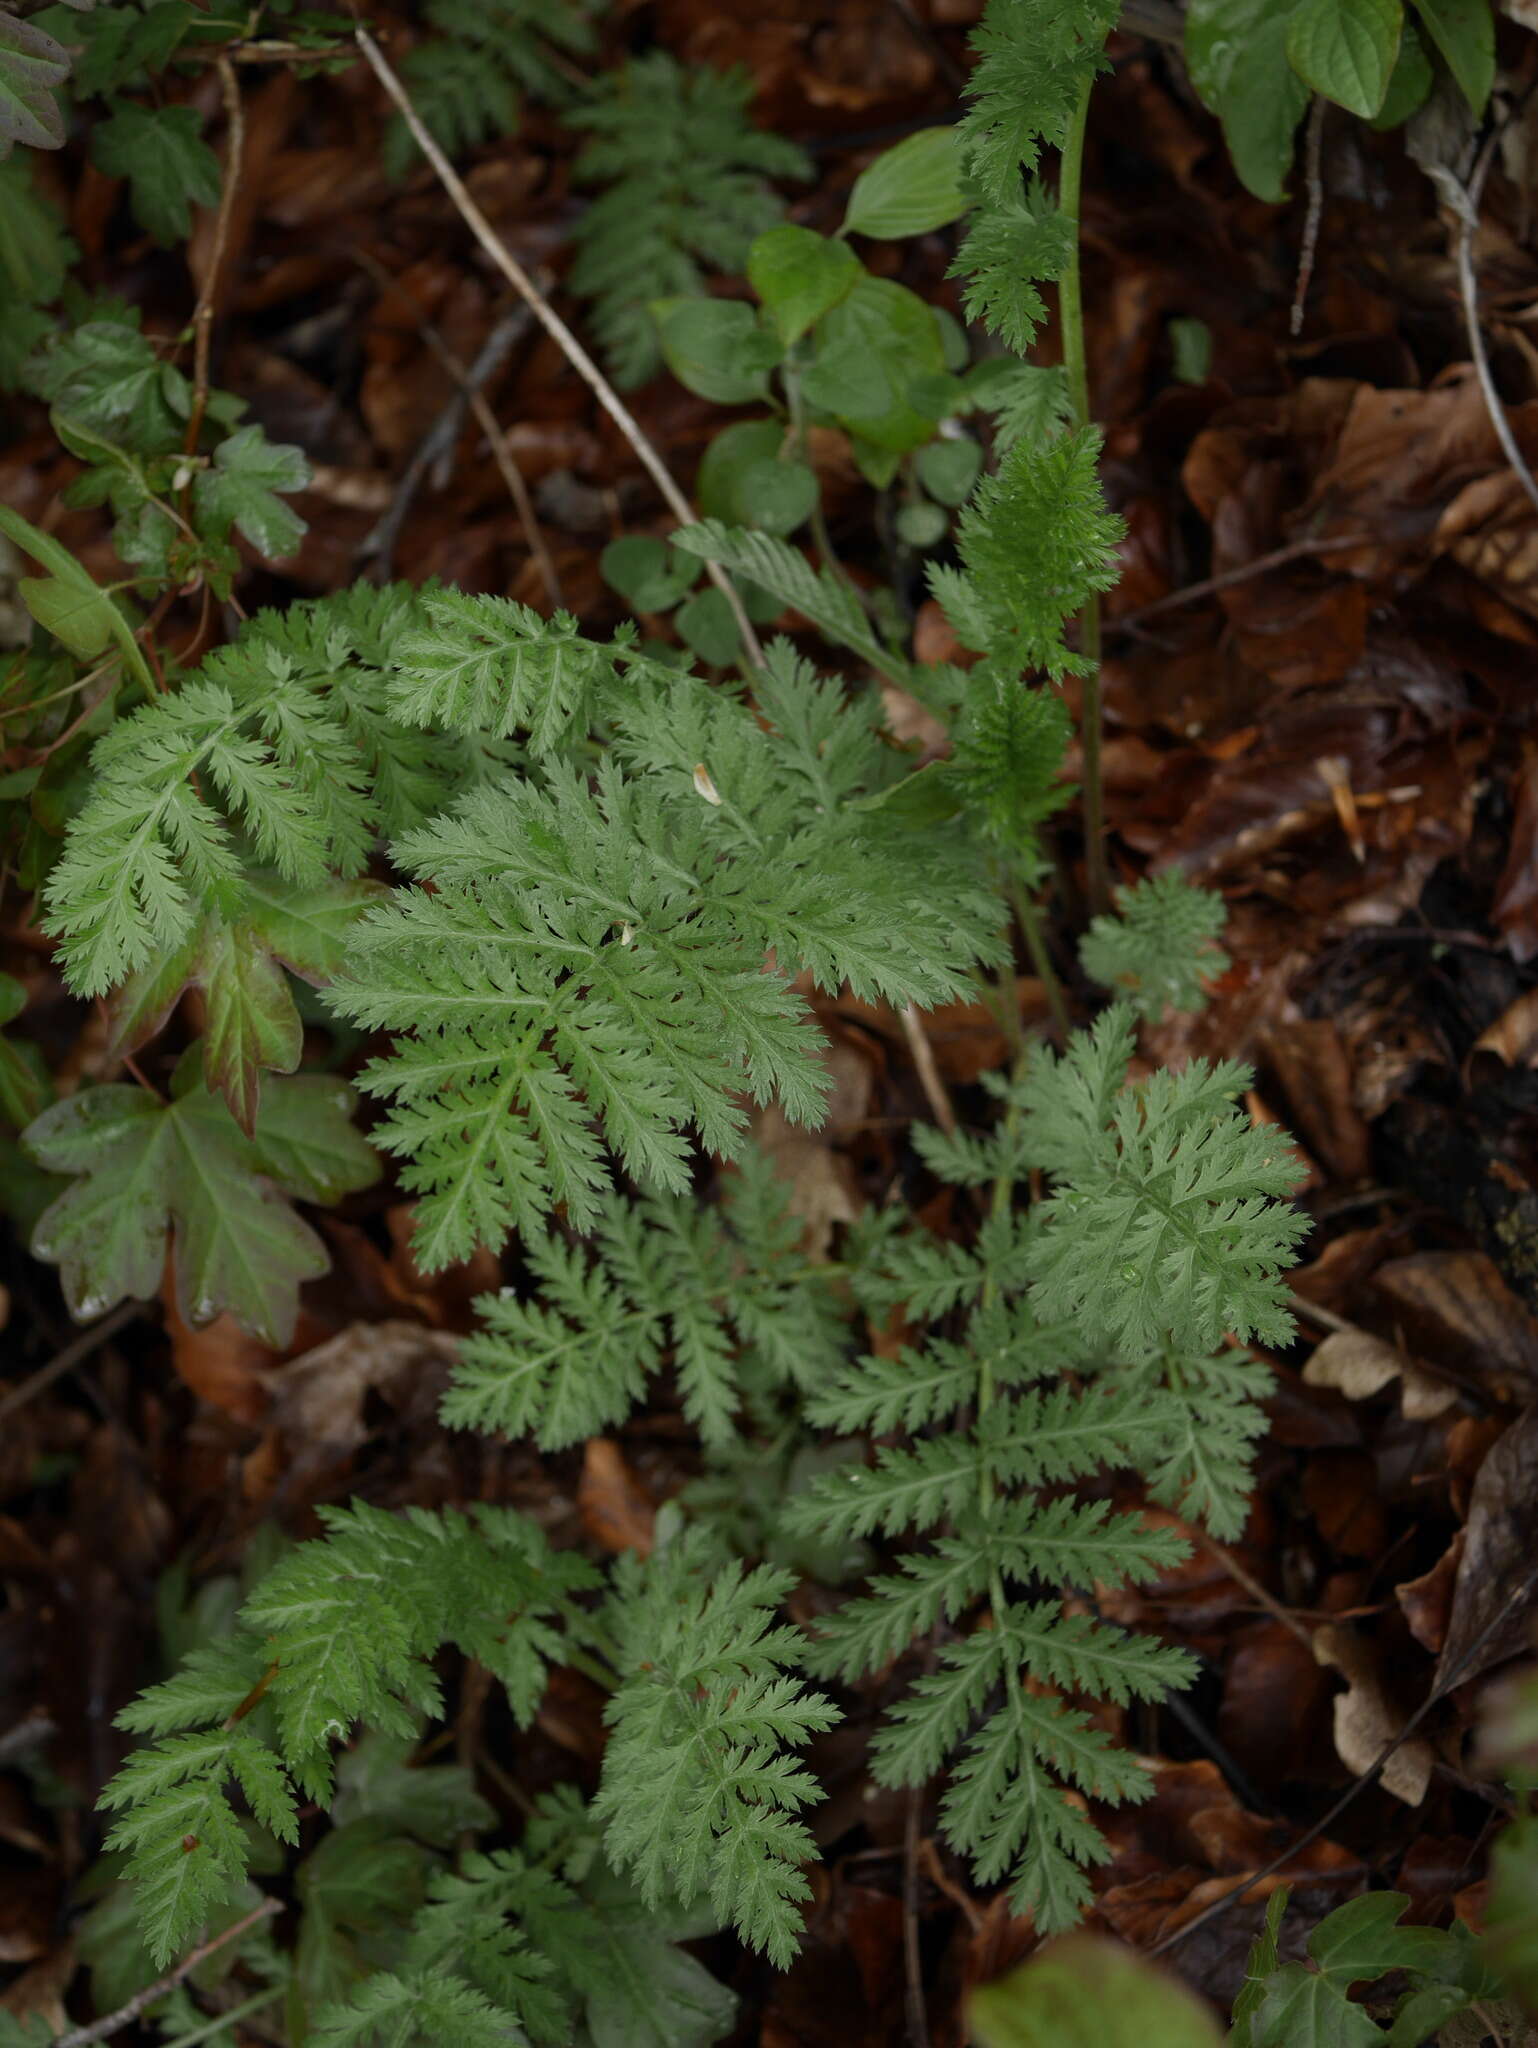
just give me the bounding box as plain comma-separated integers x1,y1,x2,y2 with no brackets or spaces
24,1051,377,1344
107,872,383,1134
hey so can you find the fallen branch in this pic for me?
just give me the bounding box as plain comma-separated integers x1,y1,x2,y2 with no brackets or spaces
354,25,765,666
355,283,556,602
52,1897,282,2048
1452,130,1538,520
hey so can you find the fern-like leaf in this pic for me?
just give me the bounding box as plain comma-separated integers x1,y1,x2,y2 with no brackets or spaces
42,591,458,997
943,428,1125,679
385,0,600,176
1079,872,1231,1018
672,521,905,683
570,55,809,386
446,1151,843,1449
596,1534,838,1969
332,698,993,1268
1019,1003,1309,1352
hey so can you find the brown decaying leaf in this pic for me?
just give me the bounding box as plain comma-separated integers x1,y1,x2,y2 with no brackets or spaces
1258,1016,1372,1182
1302,1326,1457,1420
1436,1405,1538,1693
1395,1533,1465,1657
1374,1249,1538,1395
1313,1621,1433,1805
577,1438,655,1556
752,1034,873,1257
266,1319,459,1487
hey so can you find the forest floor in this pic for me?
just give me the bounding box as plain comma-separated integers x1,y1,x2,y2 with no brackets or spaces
7,1,1538,2043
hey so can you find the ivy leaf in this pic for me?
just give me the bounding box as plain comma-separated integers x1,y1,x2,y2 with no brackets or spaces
24,317,194,454
969,1933,1224,2048
0,12,70,156
1305,1895,1450,1984
1285,0,1403,117
1231,1888,1290,2048
91,104,222,244
747,224,861,348
1249,1895,1460,2048
1251,1964,1385,2047
24,1053,378,1344
193,426,310,559
1409,0,1494,112
108,875,383,1134
842,126,969,239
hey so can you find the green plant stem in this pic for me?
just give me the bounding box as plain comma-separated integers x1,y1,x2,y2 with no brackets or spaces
563,1643,620,1692
1056,76,1109,921
1007,875,1070,1041
784,364,859,605
161,1986,284,2048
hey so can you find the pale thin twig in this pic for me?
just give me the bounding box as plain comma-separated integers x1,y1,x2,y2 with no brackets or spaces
356,277,559,603
353,26,765,665
1291,97,1326,338
52,1897,281,2048
1192,1529,1315,1652
184,56,244,457
900,1003,957,1134
464,379,564,610
1453,130,1538,519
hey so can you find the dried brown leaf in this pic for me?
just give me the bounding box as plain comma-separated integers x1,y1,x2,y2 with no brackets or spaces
1313,1621,1433,1804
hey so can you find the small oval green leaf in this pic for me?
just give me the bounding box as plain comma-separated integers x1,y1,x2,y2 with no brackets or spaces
1409,0,1494,112
747,224,861,348
1186,0,1312,202
650,298,774,405
842,126,968,239
740,457,819,536
1286,0,1403,117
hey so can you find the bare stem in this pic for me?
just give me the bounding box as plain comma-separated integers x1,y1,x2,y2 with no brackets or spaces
1454,131,1538,520
183,56,244,458
52,1898,281,2048
1056,75,1109,919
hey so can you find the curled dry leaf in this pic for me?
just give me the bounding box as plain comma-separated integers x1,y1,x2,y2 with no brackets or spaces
1471,986,1538,1071
1313,1621,1433,1806
1302,1325,1457,1420
1374,1249,1538,1394
1395,1534,1465,1657
267,1318,460,1482
578,1438,656,1556
1437,1404,1538,1693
